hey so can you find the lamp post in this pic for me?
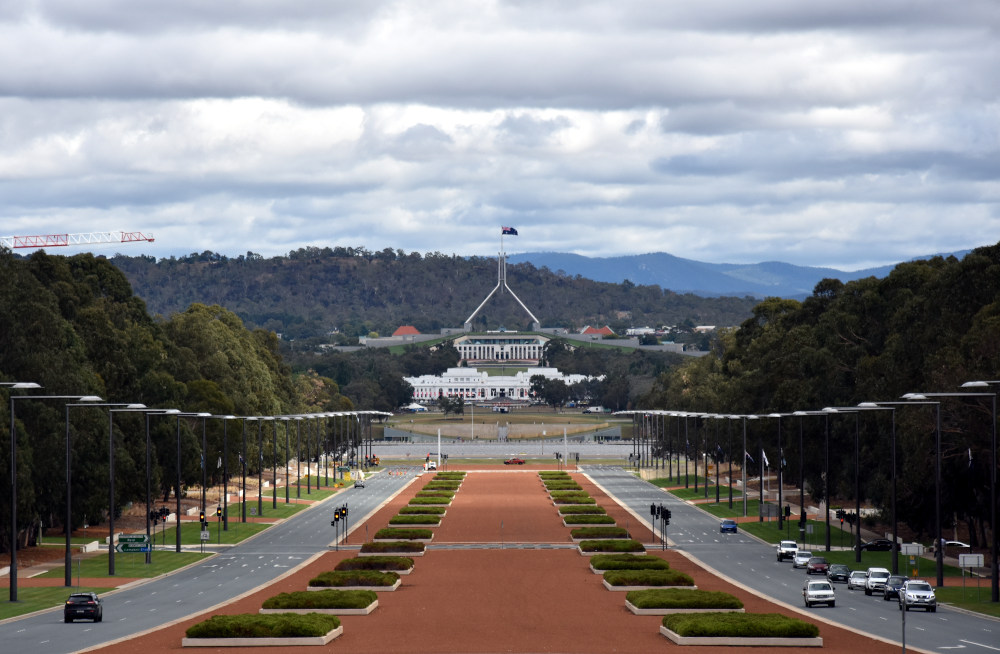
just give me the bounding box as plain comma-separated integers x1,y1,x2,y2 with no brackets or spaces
240,417,251,522
768,413,785,530
856,403,900,573
283,417,291,503
295,416,302,499
145,409,179,563
741,415,758,518
173,412,210,552
961,380,999,603
107,405,152,575
216,415,236,530
823,407,861,563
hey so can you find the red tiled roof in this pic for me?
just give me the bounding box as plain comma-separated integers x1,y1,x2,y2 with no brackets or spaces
393,325,421,336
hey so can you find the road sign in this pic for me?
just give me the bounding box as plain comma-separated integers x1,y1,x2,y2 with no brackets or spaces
200,530,210,541
901,543,924,556
119,534,149,544
959,553,984,568
250,507,257,516
115,543,150,553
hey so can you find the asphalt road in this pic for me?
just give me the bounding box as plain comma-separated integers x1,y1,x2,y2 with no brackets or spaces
0,469,419,654
584,466,999,654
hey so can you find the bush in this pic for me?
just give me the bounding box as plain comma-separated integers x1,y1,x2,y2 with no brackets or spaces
433,472,465,480
360,541,425,554
591,553,670,571
409,496,451,505
559,505,607,515
390,514,442,525
262,589,378,610
563,515,615,525
539,471,570,478
553,496,596,505
549,490,591,499
579,539,645,552
374,528,433,540
662,613,819,638
416,490,455,498
604,569,695,587
399,506,447,515
627,588,742,610
335,556,414,572
571,527,629,539
186,613,340,638
423,482,461,490
544,482,583,490
309,570,400,587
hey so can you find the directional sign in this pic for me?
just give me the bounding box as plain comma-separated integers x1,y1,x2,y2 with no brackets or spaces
959,553,984,568
119,534,149,544
200,530,211,541
115,543,150,553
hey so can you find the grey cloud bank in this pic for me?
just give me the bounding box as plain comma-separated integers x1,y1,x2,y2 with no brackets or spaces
1,1,997,271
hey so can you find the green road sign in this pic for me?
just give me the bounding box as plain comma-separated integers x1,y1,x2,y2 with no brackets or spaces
115,543,150,553
119,534,150,544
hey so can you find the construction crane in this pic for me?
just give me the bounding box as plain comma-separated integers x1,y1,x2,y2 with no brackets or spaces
0,231,155,250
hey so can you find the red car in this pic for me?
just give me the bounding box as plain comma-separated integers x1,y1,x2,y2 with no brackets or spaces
504,458,526,465
806,556,830,575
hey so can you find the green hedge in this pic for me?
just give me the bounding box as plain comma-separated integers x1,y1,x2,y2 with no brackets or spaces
559,505,607,515
604,569,695,587
309,570,400,587
571,526,629,539
390,514,442,525
563,515,615,525
186,613,341,638
662,612,819,638
544,482,583,490
416,490,455,498
539,471,570,478
549,490,591,499
374,528,433,540
262,589,378,609
627,588,743,610
360,541,425,554
591,553,670,571
433,472,466,479
579,539,645,552
335,556,414,572
553,496,596,505
398,506,447,515
409,496,451,505
423,482,461,490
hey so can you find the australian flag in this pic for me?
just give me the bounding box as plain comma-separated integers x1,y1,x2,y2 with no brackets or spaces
502,226,518,235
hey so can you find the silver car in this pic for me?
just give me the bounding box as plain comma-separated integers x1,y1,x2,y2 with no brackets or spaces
792,550,813,568
847,570,867,590
898,580,937,612
803,580,836,608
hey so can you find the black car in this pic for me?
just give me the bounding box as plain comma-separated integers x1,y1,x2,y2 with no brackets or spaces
883,575,908,601
827,563,850,583
64,592,103,623
861,538,894,551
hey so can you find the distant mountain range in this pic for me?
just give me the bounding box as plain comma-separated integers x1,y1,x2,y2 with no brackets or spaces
507,250,971,299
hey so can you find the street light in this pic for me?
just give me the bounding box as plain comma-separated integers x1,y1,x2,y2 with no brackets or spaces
961,380,998,603
145,409,179,564
172,412,210,552
217,415,236,530
9,390,100,601
823,407,861,563
857,402,905,574
107,405,154,575
792,411,827,549
768,413,785,530
741,415,758,518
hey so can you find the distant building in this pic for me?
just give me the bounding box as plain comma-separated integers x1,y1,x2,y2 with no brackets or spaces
392,325,421,337
453,332,548,366
405,366,598,403
580,325,615,337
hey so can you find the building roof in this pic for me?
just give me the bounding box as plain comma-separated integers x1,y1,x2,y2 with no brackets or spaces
581,325,615,336
392,325,421,336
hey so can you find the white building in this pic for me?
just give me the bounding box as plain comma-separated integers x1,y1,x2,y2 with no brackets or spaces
453,332,548,365
405,367,596,403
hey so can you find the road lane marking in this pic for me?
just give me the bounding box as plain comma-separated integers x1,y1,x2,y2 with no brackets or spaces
961,639,1000,651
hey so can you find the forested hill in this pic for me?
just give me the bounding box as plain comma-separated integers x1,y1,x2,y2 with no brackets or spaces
109,247,760,341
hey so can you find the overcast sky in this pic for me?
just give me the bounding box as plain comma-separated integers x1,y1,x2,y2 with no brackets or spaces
1,1,997,270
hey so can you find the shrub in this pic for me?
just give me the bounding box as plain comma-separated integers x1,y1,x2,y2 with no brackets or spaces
433,472,465,479
309,570,400,587
559,505,607,515
571,527,629,539
662,612,819,638
374,528,433,540
591,554,670,571
360,541,425,553
539,471,570,478
579,539,645,552
390,514,442,525
409,497,451,505
549,490,590,499
186,613,340,638
563,515,615,525
544,481,583,490
627,588,742,610
552,496,595,504
604,569,695,587
398,506,447,515
416,490,455,498
423,482,461,490
335,556,414,572
262,589,378,609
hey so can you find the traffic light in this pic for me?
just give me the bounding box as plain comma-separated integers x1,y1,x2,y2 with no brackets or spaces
216,506,222,518
664,508,672,525
199,510,205,523
784,505,791,518
342,505,348,517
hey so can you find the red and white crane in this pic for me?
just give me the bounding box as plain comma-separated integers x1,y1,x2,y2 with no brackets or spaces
0,231,155,249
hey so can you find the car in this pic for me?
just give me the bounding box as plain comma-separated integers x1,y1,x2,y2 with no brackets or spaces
898,579,937,612
720,519,738,534
827,563,850,583
861,538,894,551
864,567,892,595
847,570,868,590
883,575,908,601
426,461,437,470
806,556,830,575
793,550,813,569
64,592,103,623
943,540,971,549
354,479,365,488
802,580,836,607
777,540,797,561
504,458,526,465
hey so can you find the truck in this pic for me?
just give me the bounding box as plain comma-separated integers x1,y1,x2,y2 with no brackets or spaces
777,540,798,561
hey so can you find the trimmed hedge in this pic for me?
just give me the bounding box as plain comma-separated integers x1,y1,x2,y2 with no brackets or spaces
423,482,461,490
544,482,583,490
549,490,591,499
399,506,447,515
591,554,670,571
374,528,433,540
262,589,378,610
309,570,400,587
604,569,695,587
662,612,819,638
415,490,455,498
335,556,414,572
539,471,570,478
390,514,442,525
580,539,645,552
409,496,451,505
559,505,607,515
563,515,615,525
186,613,340,638
433,472,465,479
553,496,596,505
360,541,425,554
571,526,629,539
627,588,743,610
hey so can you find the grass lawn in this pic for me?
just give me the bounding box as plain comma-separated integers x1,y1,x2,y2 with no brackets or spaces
935,586,1000,619
39,551,211,580
143,519,271,546
229,500,310,520
0,585,114,620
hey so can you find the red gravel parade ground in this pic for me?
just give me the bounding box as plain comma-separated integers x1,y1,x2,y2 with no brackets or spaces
73,466,904,653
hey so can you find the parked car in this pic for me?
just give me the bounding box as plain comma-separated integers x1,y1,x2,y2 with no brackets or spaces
719,519,738,534
898,579,937,612
827,563,851,583
883,575,908,601
777,540,798,561
64,592,103,623
861,538,894,551
802,580,836,607
793,550,813,569
864,567,892,595
504,457,526,465
806,556,830,575
354,479,365,488
847,570,868,590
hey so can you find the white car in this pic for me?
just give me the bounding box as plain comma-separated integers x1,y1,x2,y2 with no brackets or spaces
777,540,798,561
846,570,868,590
792,550,813,568
898,580,937,612
803,580,836,608
864,567,891,596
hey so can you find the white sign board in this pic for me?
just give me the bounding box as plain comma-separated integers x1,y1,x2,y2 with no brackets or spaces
901,543,924,556
959,553,984,568
200,530,210,541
